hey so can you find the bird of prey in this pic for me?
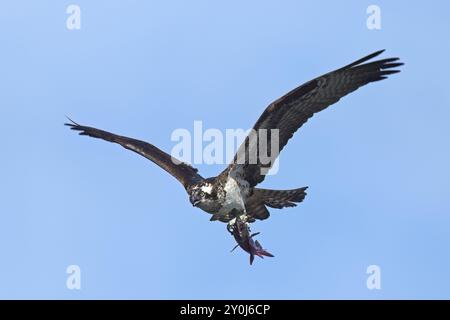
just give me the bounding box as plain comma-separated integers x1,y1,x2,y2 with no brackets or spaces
66,50,402,264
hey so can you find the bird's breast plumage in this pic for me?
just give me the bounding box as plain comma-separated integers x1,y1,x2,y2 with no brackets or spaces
218,174,248,216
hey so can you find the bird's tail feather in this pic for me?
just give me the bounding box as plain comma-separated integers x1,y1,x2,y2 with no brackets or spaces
253,187,308,209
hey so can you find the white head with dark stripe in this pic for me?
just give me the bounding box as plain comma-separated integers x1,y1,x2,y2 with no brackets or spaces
188,179,220,210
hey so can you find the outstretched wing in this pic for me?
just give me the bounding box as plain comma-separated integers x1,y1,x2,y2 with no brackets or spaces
65,119,203,189
222,50,403,187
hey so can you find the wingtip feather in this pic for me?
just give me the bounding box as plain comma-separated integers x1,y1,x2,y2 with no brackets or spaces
342,49,386,69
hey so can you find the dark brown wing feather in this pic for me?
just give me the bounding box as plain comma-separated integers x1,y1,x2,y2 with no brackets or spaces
222,50,403,187
246,187,308,220
65,119,203,189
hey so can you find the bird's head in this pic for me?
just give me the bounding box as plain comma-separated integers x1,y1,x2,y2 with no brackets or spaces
188,181,217,208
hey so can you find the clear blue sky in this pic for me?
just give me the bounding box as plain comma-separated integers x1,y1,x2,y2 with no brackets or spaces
1,1,449,299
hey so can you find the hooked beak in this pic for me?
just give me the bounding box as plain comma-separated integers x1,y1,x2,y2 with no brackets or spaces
190,195,201,207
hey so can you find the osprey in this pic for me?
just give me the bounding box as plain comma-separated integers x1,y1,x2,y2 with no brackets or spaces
66,50,402,264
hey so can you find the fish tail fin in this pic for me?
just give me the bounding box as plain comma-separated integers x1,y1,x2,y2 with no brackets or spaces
255,240,275,258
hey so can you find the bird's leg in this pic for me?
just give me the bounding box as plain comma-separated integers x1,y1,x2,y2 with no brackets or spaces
227,217,237,235
228,216,252,252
